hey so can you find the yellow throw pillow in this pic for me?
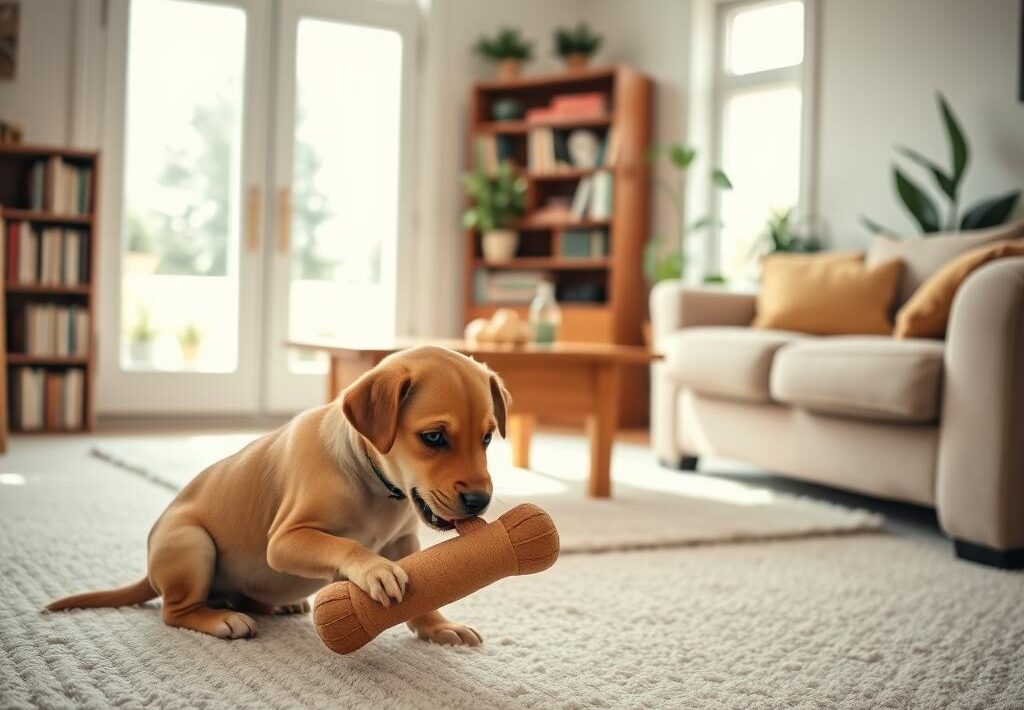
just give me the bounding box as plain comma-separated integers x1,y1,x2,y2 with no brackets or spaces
753,251,903,335
894,239,1024,339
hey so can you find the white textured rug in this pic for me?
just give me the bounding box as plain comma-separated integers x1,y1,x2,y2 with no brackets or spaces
90,431,882,552
1,439,1022,709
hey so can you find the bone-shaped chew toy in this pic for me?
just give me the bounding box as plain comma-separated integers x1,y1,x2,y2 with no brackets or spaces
313,503,559,654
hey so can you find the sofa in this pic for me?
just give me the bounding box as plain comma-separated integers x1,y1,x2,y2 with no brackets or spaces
650,227,1024,568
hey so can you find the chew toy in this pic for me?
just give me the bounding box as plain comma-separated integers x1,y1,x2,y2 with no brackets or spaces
313,503,559,654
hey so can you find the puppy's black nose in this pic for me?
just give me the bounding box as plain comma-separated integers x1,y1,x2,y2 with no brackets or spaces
459,491,491,516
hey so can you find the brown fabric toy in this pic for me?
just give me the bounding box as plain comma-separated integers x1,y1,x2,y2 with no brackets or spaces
314,503,559,654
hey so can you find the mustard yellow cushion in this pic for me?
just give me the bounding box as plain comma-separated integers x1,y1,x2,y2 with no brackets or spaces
894,239,1024,339
753,251,903,335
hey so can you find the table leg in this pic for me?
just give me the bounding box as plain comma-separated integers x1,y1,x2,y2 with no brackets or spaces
507,414,536,469
586,364,621,498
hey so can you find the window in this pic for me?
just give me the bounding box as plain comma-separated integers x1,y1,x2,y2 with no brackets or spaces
714,0,806,282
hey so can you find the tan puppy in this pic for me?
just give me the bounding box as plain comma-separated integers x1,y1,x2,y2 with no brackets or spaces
48,346,510,646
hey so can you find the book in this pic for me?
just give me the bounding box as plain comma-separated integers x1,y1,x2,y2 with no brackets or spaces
589,171,614,220
570,177,594,219
10,366,85,431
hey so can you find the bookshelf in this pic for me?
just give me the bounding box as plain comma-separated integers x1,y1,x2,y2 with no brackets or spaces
464,65,652,424
0,144,99,446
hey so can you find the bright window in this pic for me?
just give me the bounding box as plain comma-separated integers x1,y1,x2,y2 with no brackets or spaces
715,0,805,282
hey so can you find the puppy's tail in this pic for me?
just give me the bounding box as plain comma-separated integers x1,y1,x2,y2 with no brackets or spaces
45,577,156,611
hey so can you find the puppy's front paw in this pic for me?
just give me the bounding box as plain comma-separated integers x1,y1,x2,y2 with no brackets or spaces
409,620,483,647
349,556,408,607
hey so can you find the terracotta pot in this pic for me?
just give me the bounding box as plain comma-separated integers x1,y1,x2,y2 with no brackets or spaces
180,343,200,365
496,59,522,80
564,54,590,72
482,229,519,262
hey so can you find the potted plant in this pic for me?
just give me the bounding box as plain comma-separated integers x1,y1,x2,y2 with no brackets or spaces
474,27,533,80
128,309,157,365
643,143,732,286
755,209,823,255
554,23,603,72
178,322,203,366
462,161,527,262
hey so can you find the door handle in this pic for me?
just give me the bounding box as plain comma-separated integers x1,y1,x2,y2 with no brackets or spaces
276,187,291,254
245,185,261,252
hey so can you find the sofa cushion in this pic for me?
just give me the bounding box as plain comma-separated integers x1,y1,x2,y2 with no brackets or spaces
771,337,945,423
664,327,808,403
866,220,1024,307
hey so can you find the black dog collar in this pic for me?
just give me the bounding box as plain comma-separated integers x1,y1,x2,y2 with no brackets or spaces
366,455,406,500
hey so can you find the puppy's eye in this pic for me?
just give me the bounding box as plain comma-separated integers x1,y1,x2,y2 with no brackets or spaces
482,431,493,447
419,430,447,449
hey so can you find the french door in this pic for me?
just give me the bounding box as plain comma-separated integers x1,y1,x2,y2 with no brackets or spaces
98,0,416,414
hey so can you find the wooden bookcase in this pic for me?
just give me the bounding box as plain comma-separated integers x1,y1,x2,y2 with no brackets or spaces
463,65,653,424
0,144,100,446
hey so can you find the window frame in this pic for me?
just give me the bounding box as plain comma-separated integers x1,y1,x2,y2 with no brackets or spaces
707,0,818,279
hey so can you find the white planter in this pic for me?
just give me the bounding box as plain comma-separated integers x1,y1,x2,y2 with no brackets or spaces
130,340,154,365
482,229,519,262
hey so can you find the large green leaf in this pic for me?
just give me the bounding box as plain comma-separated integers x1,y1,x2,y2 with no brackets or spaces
668,145,696,170
711,168,732,190
894,167,941,233
859,215,896,235
938,93,969,186
959,191,1021,231
897,146,956,200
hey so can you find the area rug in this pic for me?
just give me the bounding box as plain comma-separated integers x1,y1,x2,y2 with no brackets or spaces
89,430,883,553
1,439,1022,709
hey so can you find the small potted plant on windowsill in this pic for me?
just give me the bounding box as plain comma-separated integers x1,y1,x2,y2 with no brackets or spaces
462,161,527,262
128,308,157,365
178,322,203,367
554,23,603,72
474,27,533,80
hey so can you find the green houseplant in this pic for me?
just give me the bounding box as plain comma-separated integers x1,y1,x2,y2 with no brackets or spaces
128,309,157,365
473,27,534,80
757,209,823,254
177,322,203,365
643,144,732,285
462,161,528,262
554,23,603,72
863,92,1021,236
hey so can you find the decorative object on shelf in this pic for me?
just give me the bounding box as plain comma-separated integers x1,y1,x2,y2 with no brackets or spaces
567,129,600,168
177,322,203,365
643,143,732,285
862,92,1021,236
529,281,562,343
473,27,534,80
0,118,21,144
464,308,533,345
754,209,824,255
490,97,525,121
554,22,603,72
463,160,527,262
129,309,157,365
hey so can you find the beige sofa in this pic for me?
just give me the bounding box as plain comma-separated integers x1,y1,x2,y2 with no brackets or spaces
650,227,1024,568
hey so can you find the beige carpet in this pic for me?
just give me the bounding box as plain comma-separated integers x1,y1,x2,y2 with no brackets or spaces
90,431,883,552
1,439,1022,709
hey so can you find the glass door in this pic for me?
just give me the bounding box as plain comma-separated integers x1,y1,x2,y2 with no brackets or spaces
263,0,416,412
99,0,270,412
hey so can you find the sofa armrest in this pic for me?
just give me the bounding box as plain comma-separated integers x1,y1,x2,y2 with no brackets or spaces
937,257,1024,553
649,282,757,349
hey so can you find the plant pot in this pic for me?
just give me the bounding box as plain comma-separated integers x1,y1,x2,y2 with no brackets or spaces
564,54,590,72
496,59,522,80
130,340,154,365
180,343,200,365
482,230,519,262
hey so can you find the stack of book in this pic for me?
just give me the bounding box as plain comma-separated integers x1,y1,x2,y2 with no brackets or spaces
527,128,618,173
472,270,548,304
8,304,90,357
9,367,85,431
570,171,614,220
5,221,89,285
27,157,93,215
525,92,608,123
560,229,608,258
474,135,518,173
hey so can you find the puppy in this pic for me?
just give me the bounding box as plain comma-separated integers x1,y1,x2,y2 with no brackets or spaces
48,345,510,646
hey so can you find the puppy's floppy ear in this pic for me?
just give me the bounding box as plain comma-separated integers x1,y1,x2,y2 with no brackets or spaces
489,374,512,437
342,363,413,454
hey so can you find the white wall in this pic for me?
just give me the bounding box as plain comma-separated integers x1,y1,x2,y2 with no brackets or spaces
0,0,74,144
816,0,1024,246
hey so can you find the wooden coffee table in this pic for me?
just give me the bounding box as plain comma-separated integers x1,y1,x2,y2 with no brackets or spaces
287,338,659,498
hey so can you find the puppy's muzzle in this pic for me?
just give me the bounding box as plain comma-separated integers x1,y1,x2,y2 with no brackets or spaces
459,491,491,516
